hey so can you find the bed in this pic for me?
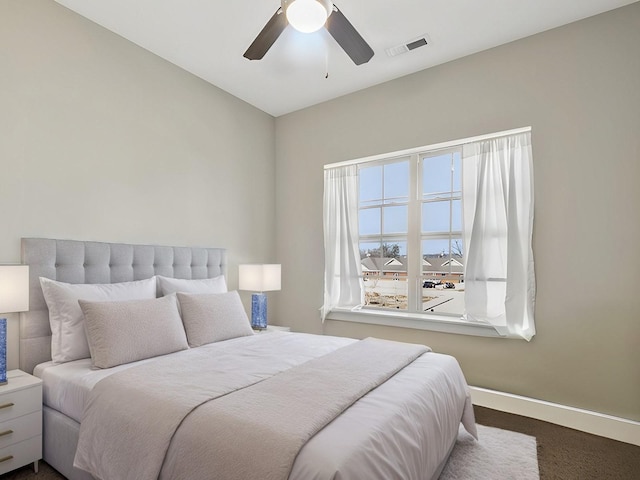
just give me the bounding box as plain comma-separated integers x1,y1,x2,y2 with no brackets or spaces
19,238,476,480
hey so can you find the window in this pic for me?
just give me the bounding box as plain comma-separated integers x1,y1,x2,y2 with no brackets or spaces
323,128,536,340
358,150,465,316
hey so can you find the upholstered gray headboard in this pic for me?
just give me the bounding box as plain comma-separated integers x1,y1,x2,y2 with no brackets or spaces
19,238,227,374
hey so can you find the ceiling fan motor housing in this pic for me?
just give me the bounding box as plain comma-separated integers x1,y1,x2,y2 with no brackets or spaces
283,0,334,33
281,0,333,16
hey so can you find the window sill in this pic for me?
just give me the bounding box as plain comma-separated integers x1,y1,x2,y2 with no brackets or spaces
326,308,503,338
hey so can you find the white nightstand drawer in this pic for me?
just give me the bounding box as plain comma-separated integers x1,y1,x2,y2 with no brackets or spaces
0,435,42,475
0,385,42,422
0,411,42,450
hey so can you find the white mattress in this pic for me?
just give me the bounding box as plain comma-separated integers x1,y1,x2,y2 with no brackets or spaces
35,355,162,422
36,332,475,480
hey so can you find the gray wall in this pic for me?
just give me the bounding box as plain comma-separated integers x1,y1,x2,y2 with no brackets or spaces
275,4,640,421
0,0,277,368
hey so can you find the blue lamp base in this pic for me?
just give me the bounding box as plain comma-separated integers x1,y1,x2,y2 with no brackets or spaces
0,318,7,385
251,293,268,330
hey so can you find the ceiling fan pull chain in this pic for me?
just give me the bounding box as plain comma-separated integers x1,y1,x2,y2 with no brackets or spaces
325,49,330,79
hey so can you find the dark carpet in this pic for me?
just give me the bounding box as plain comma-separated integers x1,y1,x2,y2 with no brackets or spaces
2,405,638,479
474,406,640,480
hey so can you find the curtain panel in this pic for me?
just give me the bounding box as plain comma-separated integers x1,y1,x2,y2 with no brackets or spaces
462,132,536,340
321,165,364,321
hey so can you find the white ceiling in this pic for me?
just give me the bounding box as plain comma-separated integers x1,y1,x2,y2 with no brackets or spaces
54,0,637,117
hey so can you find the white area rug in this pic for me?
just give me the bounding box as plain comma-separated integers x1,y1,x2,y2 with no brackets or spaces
440,424,539,480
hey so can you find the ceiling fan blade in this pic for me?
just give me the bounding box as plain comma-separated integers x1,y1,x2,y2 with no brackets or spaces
326,5,374,65
244,8,288,60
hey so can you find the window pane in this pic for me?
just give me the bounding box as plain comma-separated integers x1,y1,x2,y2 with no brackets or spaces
363,276,408,311
359,208,380,235
361,240,408,311
422,153,451,196
384,161,409,200
422,238,464,258
422,201,451,233
359,165,382,204
359,242,406,260
360,242,381,260
381,241,406,260
383,205,407,234
422,238,449,257
360,242,381,286
451,238,464,258
420,237,465,315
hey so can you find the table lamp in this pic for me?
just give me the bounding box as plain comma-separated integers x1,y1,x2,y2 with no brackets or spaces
238,264,281,330
0,265,29,385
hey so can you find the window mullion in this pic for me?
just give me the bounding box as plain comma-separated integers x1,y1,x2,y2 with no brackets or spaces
406,153,421,313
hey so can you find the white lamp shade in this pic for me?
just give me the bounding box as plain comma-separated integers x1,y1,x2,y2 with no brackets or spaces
239,264,281,292
286,0,332,33
0,265,29,313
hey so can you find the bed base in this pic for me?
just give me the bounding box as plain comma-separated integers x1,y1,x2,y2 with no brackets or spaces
42,404,457,480
43,406,92,480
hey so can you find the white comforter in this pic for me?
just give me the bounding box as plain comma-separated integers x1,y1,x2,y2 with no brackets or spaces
39,332,476,480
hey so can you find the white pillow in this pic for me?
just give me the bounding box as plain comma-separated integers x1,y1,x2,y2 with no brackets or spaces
176,291,254,347
157,275,227,296
80,295,189,369
40,276,157,363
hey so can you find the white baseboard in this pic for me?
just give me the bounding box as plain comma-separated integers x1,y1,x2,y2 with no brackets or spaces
469,386,640,447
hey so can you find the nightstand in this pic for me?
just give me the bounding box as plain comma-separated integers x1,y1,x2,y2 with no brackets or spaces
253,325,291,333
0,370,42,475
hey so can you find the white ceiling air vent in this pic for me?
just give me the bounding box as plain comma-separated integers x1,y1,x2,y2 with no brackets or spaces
385,34,430,57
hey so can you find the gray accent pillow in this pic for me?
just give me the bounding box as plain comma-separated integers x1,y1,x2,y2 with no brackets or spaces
40,276,157,364
79,295,189,368
158,275,227,296
176,291,254,347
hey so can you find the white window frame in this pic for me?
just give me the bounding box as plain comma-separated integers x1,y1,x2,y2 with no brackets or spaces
324,127,531,338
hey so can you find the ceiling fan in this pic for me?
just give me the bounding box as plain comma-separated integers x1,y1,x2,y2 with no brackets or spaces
244,0,374,65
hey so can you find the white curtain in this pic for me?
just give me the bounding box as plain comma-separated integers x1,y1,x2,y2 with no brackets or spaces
321,165,364,321
462,132,536,340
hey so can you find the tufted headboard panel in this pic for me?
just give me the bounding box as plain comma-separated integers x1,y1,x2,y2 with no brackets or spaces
19,238,227,374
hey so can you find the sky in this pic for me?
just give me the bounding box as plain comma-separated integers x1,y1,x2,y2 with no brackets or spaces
358,151,463,258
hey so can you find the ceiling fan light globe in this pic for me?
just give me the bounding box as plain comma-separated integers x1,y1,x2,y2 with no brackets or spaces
286,0,331,33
